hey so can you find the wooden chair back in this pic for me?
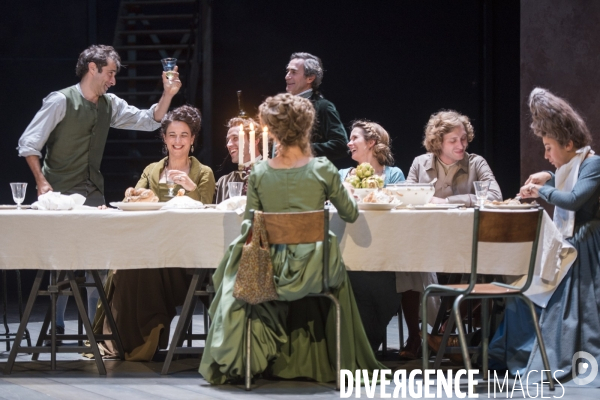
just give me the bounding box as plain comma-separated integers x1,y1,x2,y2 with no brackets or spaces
478,209,541,243
261,210,326,245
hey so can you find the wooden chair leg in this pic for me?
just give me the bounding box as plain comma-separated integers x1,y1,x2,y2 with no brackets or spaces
2,271,9,351
4,270,44,374
16,271,31,347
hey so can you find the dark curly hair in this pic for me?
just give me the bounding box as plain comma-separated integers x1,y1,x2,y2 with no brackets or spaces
423,110,475,155
351,120,394,166
259,93,314,156
75,45,122,78
529,88,592,149
160,105,202,165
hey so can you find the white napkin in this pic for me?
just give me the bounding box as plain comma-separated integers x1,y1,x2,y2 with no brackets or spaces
553,146,594,238
161,196,205,209
31,192,86,210
216,196,247,215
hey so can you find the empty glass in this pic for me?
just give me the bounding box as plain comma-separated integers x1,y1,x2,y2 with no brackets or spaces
161,58,177,81
228,182,243,198
10,182,27,210
473,181,491,207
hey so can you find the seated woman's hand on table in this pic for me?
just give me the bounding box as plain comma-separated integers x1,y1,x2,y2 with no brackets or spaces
166,169,197,192
429,196,448,204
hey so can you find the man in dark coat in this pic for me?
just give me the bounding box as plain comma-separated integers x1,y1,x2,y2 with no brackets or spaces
285,52,348,161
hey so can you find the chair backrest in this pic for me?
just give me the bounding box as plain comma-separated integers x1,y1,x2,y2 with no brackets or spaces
261,210,326,244
468,207,544,293
249,209,331,292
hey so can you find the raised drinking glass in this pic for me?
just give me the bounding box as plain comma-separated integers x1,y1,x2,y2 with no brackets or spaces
161,58,177,81
10,182,27,210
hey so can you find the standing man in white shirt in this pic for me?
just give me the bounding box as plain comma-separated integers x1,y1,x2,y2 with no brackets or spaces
16,44,181,340
18,44,181,206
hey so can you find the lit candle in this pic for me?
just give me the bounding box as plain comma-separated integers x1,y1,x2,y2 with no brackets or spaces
238,124,245,168
262,126,269,160
249,123,256,163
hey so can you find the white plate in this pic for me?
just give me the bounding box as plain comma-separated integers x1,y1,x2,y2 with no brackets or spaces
110,202,167,211
412,203,465,210
484,203,538,209
0,204,31,210
358,202,398,210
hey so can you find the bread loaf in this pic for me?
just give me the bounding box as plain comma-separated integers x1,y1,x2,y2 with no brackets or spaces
124,187,159,203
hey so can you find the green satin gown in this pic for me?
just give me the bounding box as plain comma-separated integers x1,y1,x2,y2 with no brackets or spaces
199,157,386,384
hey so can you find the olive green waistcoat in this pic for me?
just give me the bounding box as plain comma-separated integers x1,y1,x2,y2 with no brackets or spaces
42,85,112,194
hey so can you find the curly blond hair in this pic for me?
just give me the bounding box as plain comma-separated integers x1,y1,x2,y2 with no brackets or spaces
529,88,592,149
351,120,394,166
259,93,314,155
423,110,474,155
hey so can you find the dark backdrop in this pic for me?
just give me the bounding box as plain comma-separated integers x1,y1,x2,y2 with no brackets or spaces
0,0,520,205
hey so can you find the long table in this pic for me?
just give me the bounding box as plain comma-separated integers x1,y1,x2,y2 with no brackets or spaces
0,206,577,373
0,207,576,306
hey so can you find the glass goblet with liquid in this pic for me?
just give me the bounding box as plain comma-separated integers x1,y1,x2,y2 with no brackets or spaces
165,170,176,197
161,58,177,82
10,182,27,210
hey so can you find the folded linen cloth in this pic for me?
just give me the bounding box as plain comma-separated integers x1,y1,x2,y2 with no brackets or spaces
161,196,205,209
31,192,86,210
216,196,246,215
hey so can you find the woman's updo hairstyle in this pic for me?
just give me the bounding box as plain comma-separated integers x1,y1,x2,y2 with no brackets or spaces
529,88,592,149
351,120,394,166
259,93,315,155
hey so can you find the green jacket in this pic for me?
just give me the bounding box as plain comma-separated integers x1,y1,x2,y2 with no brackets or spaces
135,156,216,203
309,91,348,160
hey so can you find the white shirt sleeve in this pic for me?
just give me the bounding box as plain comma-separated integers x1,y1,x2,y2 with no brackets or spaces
108,94,161,131
17,92,67,158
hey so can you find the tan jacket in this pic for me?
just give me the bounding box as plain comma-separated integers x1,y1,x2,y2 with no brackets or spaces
406,152,502,206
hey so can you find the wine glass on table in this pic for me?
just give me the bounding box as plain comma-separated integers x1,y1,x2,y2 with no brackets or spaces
10,182,27,210
228,182,243,198
161,58,177,82
473,181,490,208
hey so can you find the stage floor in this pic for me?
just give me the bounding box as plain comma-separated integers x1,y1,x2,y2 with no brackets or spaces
1,300,598,399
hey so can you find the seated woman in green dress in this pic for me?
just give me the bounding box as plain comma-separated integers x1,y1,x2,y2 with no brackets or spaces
94,105,215,360
199,93,384,384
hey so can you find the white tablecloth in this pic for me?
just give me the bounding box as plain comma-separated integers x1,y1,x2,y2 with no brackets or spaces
0,207,576,307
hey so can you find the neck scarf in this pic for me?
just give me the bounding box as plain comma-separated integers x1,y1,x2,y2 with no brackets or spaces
554,145,594,237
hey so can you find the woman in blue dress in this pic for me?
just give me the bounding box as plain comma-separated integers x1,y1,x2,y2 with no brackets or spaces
489,88,600,383
338,120,406,354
